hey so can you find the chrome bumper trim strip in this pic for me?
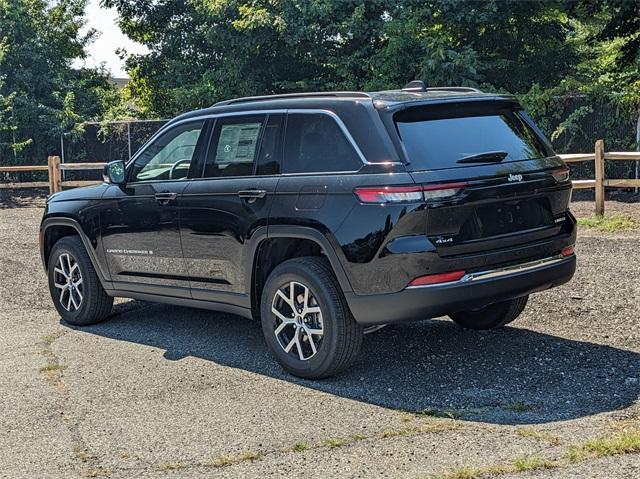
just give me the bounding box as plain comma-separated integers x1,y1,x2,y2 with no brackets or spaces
406,254,570,289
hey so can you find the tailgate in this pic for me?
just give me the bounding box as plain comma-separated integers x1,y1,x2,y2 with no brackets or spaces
411,165,572,256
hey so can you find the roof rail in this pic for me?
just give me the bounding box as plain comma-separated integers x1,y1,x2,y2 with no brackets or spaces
213,91,371,107
400,80,482,94
426,86,482,93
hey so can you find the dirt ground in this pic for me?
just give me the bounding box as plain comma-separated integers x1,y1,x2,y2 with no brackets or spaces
0,194,638,478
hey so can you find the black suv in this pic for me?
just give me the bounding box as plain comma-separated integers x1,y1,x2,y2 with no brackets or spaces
40,82,576,378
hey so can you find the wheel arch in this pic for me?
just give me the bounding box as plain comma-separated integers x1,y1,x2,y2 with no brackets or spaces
247,226,353,318
40,217,111,288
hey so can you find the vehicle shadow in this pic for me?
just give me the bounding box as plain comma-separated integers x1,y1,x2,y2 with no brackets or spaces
71,300,640,425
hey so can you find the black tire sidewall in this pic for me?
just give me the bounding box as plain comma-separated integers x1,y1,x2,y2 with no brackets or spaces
449,296,528,330
260,262,343,378
47,238,97,325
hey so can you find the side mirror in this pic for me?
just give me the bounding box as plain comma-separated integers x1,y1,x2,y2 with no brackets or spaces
103,160,126,185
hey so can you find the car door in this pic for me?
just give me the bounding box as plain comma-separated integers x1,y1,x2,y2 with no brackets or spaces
101,119,209,297
180,114,283,304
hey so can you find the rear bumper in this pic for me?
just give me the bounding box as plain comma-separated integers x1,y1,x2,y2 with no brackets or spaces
345,254,576,325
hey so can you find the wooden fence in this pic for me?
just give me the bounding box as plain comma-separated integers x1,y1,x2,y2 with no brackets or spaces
0,156,105,194
1,140,639,216
558,140,640,216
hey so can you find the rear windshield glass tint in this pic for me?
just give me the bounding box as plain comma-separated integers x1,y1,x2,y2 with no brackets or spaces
394,105,552,170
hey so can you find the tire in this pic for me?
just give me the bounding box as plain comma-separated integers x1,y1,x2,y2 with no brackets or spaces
260,256,363,379
449,295,529,330
48,236,113,326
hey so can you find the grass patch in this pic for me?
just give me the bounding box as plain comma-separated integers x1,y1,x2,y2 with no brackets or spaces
237,451,260,461
293,442,308,452
323,437,348,448
512,456,559,472
72,446,95,463
83,468,110,478
577,215,637,232
208,451,260,468
438,466,483,479
40,363,67,389
567,428,640,462
40,364,66,373
209,455,233,467
158,462,186,471
502,401,531,413
416,408,463,420
515,426,561,445
42,330,64,346
436,456,559,479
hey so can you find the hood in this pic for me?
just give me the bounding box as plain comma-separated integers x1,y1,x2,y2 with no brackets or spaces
47,183,109,203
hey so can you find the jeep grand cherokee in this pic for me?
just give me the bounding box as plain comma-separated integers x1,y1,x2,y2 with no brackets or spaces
39,81,576,378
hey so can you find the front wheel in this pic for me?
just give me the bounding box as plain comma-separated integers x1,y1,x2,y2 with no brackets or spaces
449,295,529,330
260,257,363,379
48,236,113,326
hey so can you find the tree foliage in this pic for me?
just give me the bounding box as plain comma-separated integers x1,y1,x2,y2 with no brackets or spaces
0,0,117,164
105,0,628,118
1,0,638,166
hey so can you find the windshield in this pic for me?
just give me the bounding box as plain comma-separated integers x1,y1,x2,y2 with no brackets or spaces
394,104,553,171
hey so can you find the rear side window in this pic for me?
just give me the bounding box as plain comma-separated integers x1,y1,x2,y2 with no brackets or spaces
394,104,553,171
284,113,362,173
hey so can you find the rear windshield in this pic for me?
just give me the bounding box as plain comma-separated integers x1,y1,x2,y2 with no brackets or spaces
394,104,553,170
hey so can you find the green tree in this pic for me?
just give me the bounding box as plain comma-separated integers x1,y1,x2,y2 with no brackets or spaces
105,1,586,116
0,0,117,165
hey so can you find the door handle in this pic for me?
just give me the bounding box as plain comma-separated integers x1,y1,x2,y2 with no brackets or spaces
155,192,178,204
238,189,267,200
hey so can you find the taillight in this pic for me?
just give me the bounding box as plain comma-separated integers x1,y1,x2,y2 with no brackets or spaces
560,245,574,257
408,270,466,287
354,186,423,203
354,182,466,204
551,167,570,183
422,182,467,201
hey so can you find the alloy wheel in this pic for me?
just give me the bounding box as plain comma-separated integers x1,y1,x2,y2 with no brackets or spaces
53,253,83,312
271,281,324,361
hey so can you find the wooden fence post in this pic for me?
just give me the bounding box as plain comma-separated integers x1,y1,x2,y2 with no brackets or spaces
48,156,61,193
594,139,605,216
47,156,55,194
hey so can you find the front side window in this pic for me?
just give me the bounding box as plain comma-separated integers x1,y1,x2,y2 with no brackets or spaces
129,121,204,182
203,116,266,178
283,113,362,174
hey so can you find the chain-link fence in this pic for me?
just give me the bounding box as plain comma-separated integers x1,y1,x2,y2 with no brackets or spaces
59,120,168,182
542,98,640,183
2,100,639,186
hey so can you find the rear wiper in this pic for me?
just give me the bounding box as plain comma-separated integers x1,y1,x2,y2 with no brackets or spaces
457,151,508,164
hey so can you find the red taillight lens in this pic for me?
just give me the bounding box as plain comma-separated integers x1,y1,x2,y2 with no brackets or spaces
422,182,467,201
354,185,423,203
560,245,574,257
408,270,466,287
355,183,466,204
551,167,570,183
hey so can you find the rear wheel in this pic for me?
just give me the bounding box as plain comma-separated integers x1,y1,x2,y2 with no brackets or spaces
260,257,363,379
48,236,113,325
449,295,528,330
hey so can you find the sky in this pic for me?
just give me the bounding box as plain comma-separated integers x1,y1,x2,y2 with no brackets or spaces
74,0,148,78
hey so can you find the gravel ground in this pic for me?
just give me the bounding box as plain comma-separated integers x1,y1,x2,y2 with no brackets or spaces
0,196,638,478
